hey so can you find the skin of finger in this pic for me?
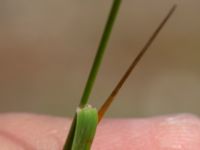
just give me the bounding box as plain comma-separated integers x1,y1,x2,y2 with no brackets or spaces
0,113,200,150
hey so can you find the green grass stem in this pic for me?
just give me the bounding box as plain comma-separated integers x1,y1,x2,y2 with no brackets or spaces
79,0,122,107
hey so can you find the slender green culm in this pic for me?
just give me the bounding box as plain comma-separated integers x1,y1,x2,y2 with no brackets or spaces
79,0,122,107
63,1,122,149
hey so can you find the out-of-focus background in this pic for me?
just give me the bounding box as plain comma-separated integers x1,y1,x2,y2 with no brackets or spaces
0,0,199,118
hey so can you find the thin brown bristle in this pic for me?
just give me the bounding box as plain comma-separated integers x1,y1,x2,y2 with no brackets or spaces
98,4,177,122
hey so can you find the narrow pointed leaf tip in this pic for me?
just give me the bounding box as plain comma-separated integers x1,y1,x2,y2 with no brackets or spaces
98,4,177,122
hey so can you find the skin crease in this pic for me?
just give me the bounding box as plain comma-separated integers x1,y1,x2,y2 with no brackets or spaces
0,113,200,150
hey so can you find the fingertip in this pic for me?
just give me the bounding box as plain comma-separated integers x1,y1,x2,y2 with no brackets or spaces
0,113,71,150
155,114,200,149
92,114,200,150
0,113,200,150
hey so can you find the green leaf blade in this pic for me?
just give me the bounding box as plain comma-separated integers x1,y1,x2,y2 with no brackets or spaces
63,105,98,150
72,106,98,150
